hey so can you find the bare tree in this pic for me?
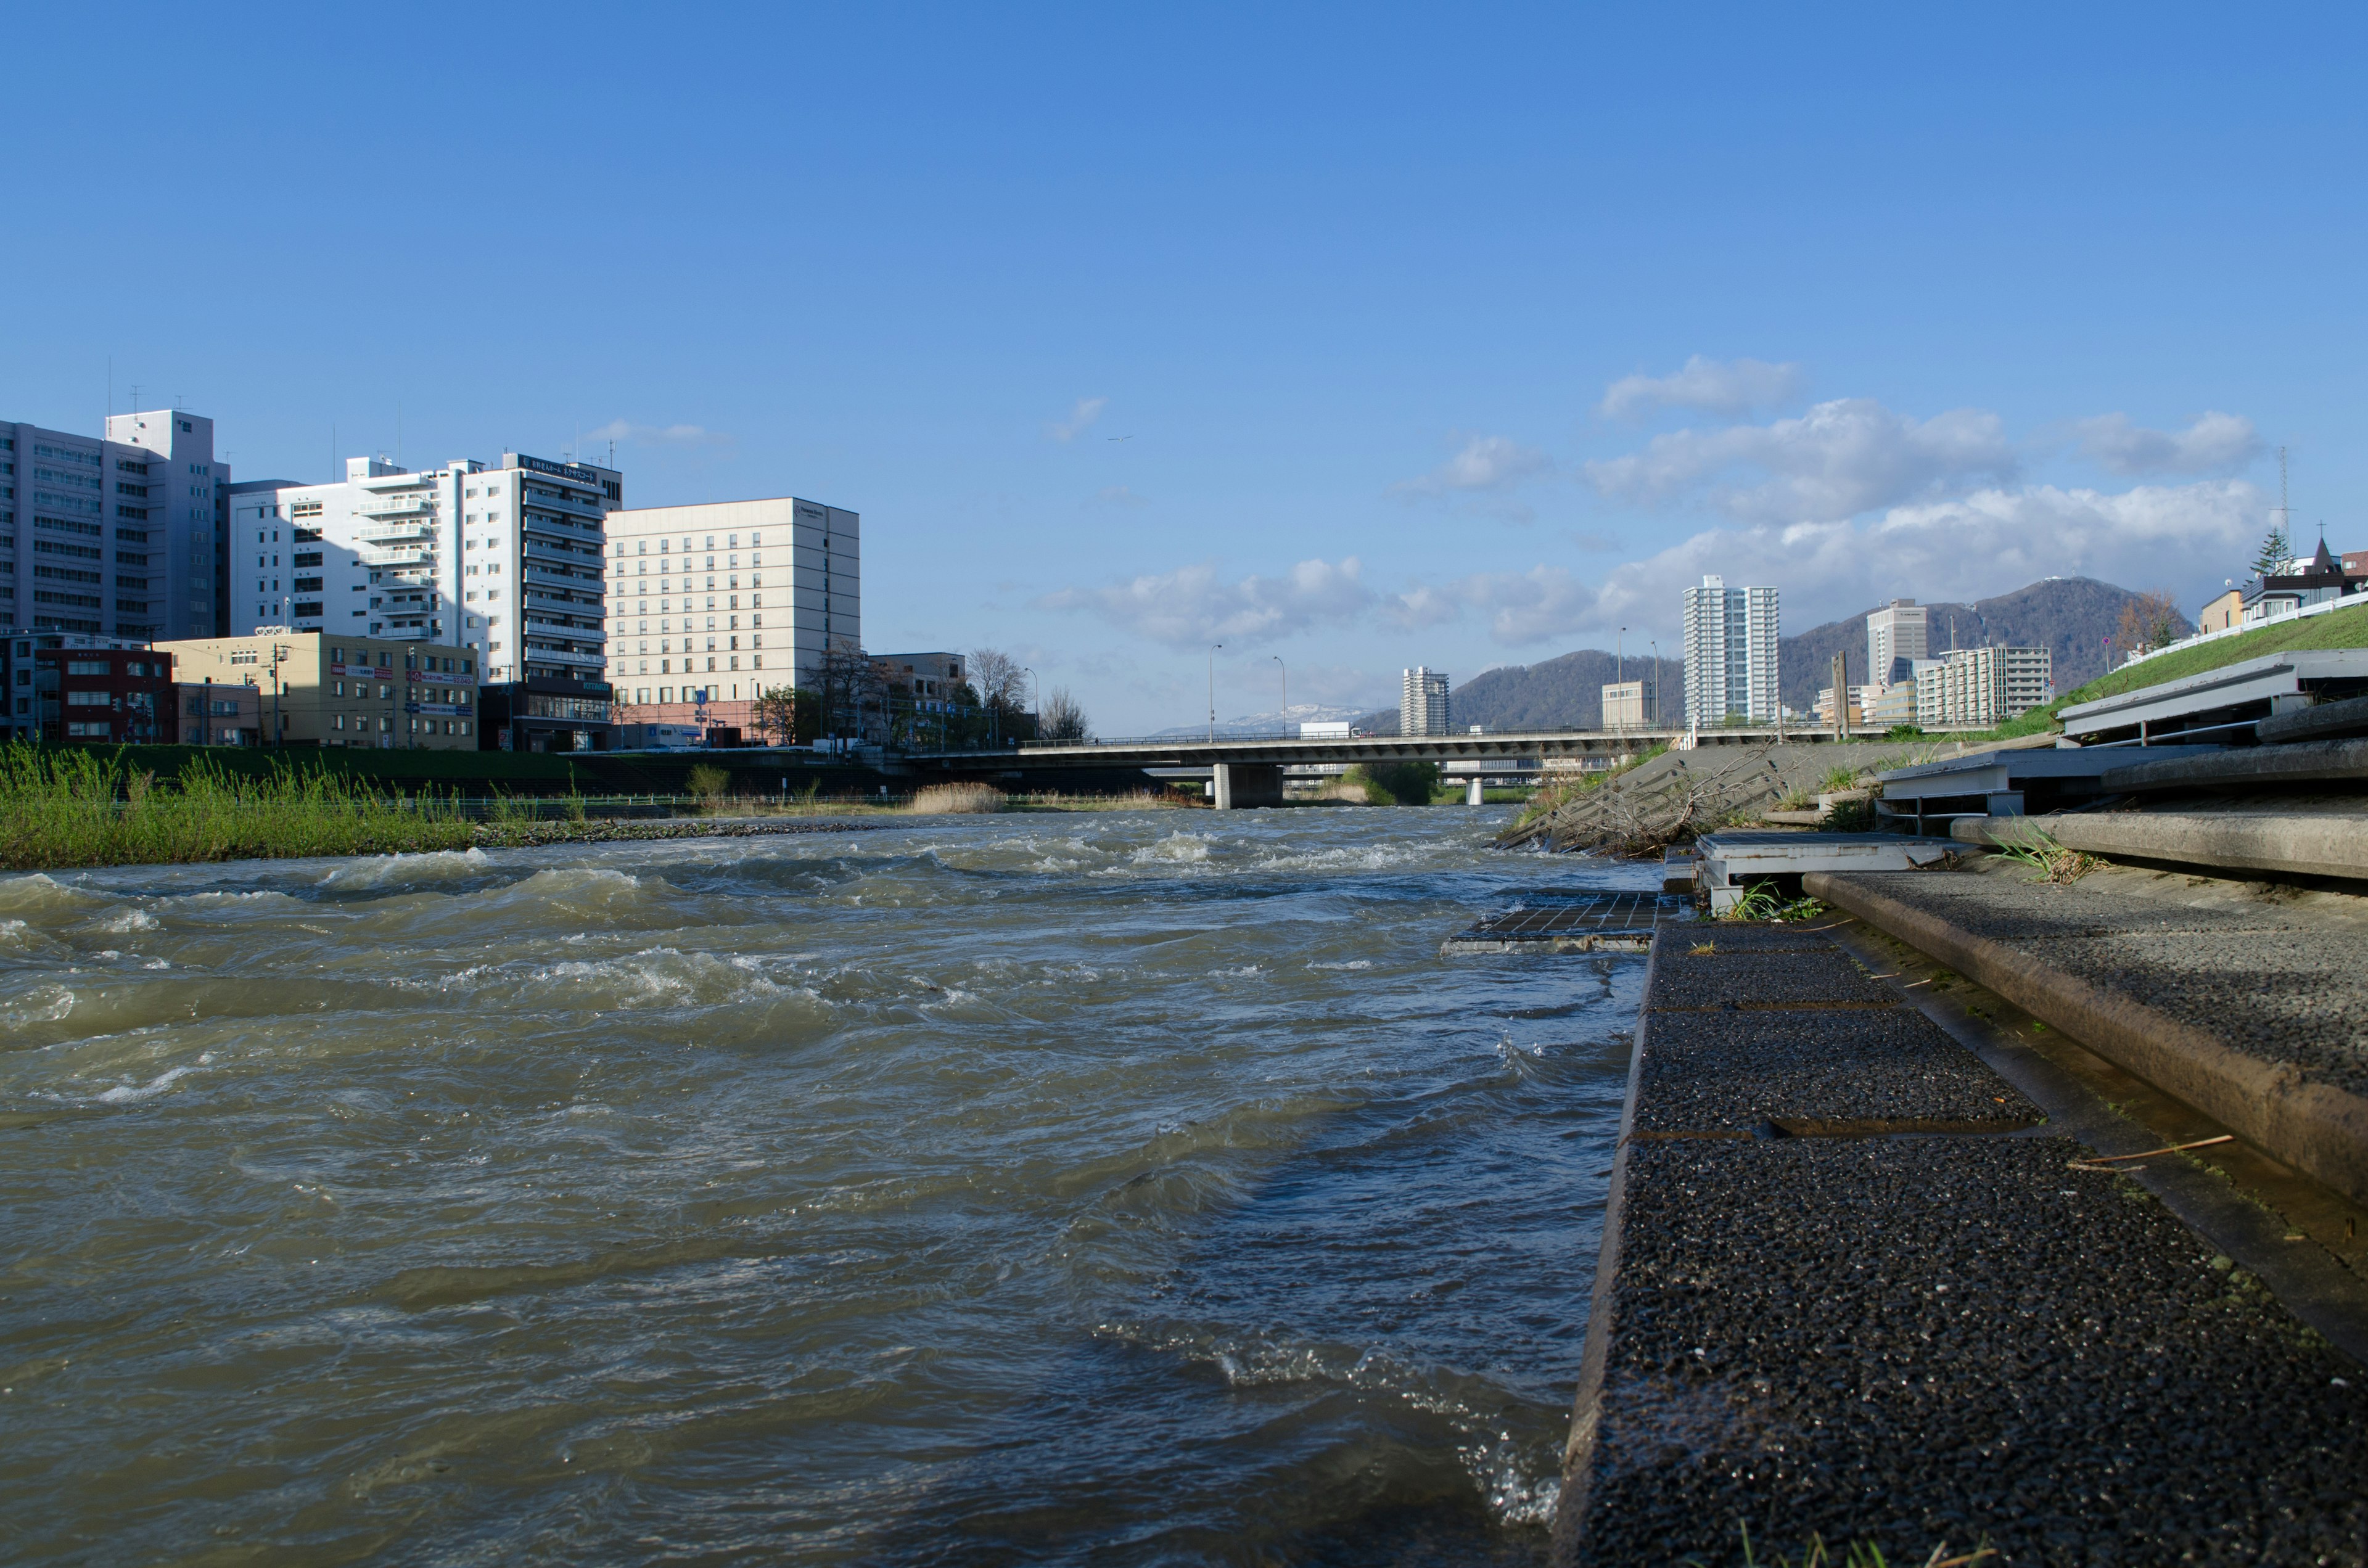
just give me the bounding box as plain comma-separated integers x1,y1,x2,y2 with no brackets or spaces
968,647,1027,745
816,643,887,743
1038,686,1091,741
752,684,819,747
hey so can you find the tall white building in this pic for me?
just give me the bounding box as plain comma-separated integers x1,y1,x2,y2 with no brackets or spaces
3,408,227,639
229,451,620,683
1401,666,1451,736
1682,575,1780,727
601,497,858,702
1865,599,1929,686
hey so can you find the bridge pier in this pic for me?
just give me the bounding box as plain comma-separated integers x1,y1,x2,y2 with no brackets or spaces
1211,762,1283,810
1466,776,1484,806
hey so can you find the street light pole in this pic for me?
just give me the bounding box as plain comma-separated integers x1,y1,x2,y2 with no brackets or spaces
1649,640,1659,727
1616,627,1624,743
1207,644,1222,741
1024,667,1037,740
1272,655,1285,734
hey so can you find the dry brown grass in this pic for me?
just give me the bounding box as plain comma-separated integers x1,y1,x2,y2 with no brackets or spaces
908,782,1008,815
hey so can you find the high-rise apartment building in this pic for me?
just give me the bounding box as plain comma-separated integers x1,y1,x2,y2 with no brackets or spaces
2,408,227,640
1865,599,1928,686
601,497,858,706
1682,575,1780,727
1913,646,2052,729
229,451,620,684
1401,666,1451,736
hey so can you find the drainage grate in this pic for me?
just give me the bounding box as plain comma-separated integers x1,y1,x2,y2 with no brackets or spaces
1441,890,1684,954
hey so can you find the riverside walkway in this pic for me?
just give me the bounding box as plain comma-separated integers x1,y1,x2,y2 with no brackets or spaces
1554,909,2368,1564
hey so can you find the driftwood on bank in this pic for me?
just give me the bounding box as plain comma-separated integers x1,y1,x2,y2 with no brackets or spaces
1495,742,1920,856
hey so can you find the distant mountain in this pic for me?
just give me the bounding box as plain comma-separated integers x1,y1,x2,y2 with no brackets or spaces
1777,577,2191,713
1355,650,1685,734
1358,577,2187,734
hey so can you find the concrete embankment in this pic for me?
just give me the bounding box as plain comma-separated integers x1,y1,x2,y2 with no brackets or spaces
1803,869,2368,1210
1553,919,2368,1566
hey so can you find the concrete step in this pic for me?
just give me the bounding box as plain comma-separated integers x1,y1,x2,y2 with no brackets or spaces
2102,736,2368,793
1555,917,2368,1564
2261,692,2368,745
1800,869,2368,1209
1951,808,2368,881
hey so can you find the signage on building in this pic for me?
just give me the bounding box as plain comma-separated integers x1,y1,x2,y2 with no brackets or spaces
330,663,394,679
514,454,604,486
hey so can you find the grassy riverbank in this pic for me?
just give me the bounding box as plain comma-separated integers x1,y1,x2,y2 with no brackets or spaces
0,744,1206,871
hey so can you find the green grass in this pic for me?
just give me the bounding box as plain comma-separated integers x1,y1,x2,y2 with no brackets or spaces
1983,597,2368,739
0,744,478,870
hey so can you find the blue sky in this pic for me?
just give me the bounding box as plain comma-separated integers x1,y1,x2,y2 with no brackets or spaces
7,5,2364,731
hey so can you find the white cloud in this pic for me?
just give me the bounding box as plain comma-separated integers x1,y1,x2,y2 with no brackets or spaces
584,419,730,446
2073,411,2259,475
1584,397,2015,522
1038,557,1372,649
1046,396,1107,441
1598,355,1804,420
1394,434,1550,496
1400,478,2259,646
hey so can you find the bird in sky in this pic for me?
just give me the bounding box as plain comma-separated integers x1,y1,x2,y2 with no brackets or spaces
1108,435,1133,442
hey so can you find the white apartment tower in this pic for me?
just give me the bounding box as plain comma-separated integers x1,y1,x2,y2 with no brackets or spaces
1682,575,1780,727
601,498,859,700
1865,599,1930,686
1913,646,2053,729
229,451,620,683
1401,666,1451,736
3,408,226,639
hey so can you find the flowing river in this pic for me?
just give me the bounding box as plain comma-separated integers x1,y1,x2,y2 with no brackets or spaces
0,808,1650,1565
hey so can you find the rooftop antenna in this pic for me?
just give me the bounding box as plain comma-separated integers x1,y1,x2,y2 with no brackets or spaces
2279,445,2292,544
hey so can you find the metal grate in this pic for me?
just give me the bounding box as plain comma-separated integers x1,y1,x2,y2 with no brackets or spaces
1441,890,1682,954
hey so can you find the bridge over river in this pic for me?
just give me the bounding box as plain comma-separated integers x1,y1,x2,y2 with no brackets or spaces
916,726,1882,807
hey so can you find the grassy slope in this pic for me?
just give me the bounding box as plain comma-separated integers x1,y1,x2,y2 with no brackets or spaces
1989,598,2368,738
94,745,884,795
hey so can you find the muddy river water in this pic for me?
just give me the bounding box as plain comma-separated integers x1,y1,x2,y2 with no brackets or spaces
1,808,1648,1564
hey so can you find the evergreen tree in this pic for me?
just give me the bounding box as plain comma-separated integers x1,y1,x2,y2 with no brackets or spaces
2250,525,2293,581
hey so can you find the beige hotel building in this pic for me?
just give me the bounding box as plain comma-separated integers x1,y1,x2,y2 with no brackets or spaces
601,496,858,732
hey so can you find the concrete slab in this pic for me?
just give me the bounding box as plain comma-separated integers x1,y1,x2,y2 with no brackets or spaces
1646,947,1901,1011
1806,871,2368,1209
1823,868,2314,939
1556,1136,2368,1566
2261,691,2368,745
2102,736,2368,793
2061,646,2368,745
1633,1009,2044,1135
1953,808,2368,881
1696,830,1957,914
1666,921,1843,954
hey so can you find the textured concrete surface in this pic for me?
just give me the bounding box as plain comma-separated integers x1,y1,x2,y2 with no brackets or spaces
2031,928,2368,1098
1671,922,1843,954
1828,870,2314,939
2104,735,2368,792
1806,871,2368,1204
2260,691,2368,745
1565,1136,2368,1566
1647,948,1899,1010
1634,1009,2042,1135
1952,808,2368,880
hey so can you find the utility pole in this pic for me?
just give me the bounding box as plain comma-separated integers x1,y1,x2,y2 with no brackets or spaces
1272,655,1285,734
1616,627,1625,742
268,642,290,747
2279,446,2292,557
1207,644,1222,741
1830,649,1847,741
1648,640,1659,727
